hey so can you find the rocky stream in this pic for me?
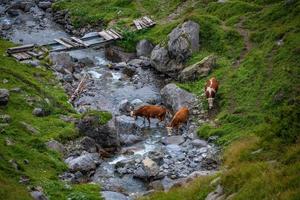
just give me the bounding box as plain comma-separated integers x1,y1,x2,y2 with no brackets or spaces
0,1,219,199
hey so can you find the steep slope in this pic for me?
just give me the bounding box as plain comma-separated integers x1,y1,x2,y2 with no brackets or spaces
0,39,103,200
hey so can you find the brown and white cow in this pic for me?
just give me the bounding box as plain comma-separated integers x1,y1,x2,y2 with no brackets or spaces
130,105,170,126
205,77,219,109
166,107,189,136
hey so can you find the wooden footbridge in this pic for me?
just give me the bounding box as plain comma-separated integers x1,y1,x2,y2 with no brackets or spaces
7,16,156,61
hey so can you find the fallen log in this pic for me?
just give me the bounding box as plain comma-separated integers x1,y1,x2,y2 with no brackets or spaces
69,74,87,103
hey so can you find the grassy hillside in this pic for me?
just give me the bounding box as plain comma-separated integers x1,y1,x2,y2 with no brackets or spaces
52,0,300,199
0,39,104,200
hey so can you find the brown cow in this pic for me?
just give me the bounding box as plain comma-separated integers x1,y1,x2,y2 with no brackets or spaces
166,107,189,136
205,77,219,109
130,105,170,126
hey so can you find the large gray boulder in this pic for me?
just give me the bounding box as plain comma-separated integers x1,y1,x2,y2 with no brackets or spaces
160,83,198,111
179,55,216,81
0,89,9,106
77,114,120,153
168,20,200,62
136,39,154,57
65,153,100,172
150,45,183,75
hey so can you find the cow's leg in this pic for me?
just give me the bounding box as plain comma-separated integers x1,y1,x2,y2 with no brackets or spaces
147,117,151,126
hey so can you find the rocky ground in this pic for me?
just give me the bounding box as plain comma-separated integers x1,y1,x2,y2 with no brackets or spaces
0,1,219,199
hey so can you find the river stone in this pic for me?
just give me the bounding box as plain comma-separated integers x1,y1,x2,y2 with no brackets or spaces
115,115,139,135
119,99,131,114
65,153,100,172
45,140,65,153
162,135,185,145
168,21,200,62
191,139,208,148
0,89,9,106
142,157,160,178
101,191,131,200
77,116,120,152
165,144,182,158
38,2,52,10
120,134,142,145
179,55,216,81
128,58,151,68
136,39,154,57
160,83,198,111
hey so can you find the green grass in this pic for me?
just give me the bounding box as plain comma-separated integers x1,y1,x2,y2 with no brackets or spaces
0,39,103,200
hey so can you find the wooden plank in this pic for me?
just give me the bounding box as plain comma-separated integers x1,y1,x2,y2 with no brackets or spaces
27,50,44,57
109,29,123,39
144,16,155,25
61,37,82,47
99,31,114,41
138,19,148,28
71,37,88,47
54,38,73,48
106,30,119,40
7,44,35,54
133,19,142,30
11,52,32,61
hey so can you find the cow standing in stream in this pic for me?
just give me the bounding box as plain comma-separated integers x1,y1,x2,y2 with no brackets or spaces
205,77,219,109
166,107,189,136
130,105,171,126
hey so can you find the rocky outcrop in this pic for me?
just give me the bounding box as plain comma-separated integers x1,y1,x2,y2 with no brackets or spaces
65,152,101,172
179,55,216,81
150,21,200,78
150,45,183,76
77,114,120,153
136,39,154,57
0,89,9,106
168,20,200,62
45,140,65,154
160,83,199,111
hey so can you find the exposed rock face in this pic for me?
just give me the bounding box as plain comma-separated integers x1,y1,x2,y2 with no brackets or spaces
150,21,200,78
160,83,199,111
136,39,154,57
77,115,120,153
45,140,65,154
65,153,101,172
0,89,9,106
179,55,216,81
168,20,200,62
150,45,183,76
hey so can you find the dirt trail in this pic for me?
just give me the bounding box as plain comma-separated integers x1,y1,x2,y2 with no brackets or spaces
159,0,197,24
233,19,253,68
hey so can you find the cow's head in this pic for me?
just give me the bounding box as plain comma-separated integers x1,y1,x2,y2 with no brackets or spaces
207,97,214,109
166,125,173,136
130,106,135,117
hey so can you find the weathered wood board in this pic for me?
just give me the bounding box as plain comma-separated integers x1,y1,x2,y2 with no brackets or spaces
54,38,73,48
7,44,35,54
